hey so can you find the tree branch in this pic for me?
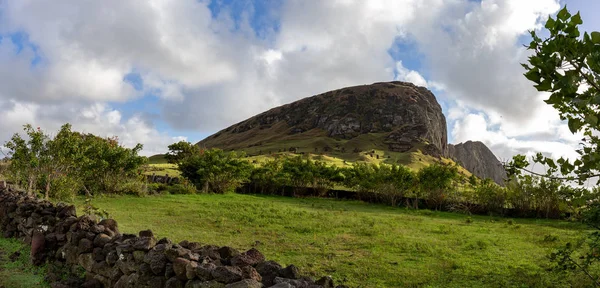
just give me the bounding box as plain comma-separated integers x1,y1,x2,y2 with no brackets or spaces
567,255,600,287
512,166,600,181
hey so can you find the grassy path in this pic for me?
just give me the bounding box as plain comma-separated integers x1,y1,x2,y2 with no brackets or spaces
78,193,593,287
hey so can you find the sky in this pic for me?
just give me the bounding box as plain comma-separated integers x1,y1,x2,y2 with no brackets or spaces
0,0,598,164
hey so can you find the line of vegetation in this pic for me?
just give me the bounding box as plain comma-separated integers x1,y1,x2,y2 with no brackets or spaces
162,140,598,220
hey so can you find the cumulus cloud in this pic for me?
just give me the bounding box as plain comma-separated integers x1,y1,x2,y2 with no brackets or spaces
0,100,182,157
0,0,590,163
395,61,428,88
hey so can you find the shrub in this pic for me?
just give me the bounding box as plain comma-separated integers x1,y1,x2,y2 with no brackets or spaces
475,179,506,215
167,182,197,195
417,163,459,210
147,183,169,194
49,176,81,201
116,179,148,196
177,148,252,193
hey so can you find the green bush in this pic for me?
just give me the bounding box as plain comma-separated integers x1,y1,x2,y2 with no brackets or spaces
475,179,506,215
176,148,252,193
167,182,198,195
49,175,81,201
147,183,169,194
417,163,459,210
116,179,148,196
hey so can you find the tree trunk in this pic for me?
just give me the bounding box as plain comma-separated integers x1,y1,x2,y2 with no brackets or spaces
28,177,34,196
45,180,50,200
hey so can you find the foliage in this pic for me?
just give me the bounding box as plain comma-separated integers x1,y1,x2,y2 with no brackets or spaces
4,124,49,195
475,179,507,215
417,163,459,210
165,141,201,164
515,6,600,284
175,146,253,193
3,123,146,199
516,6,600,183
343,162,416,207
82,198,110,220
167,181,198,195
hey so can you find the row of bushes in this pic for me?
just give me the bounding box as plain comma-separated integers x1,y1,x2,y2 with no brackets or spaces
167,144,597,219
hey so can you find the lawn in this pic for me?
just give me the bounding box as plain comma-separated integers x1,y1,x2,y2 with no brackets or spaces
76,193,592,287
0,237,48,288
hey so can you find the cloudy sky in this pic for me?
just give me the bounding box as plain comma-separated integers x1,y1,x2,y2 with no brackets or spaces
0,0,598,162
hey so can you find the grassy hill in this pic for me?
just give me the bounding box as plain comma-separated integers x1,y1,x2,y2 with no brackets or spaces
147,148,473,178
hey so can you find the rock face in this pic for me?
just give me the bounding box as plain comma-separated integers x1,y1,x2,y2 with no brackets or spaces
199,81,448,157
198,81,505,182
447,141,506,185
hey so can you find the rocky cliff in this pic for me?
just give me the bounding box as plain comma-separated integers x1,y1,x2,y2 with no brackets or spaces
198,81,506,183
199,81,448,156
447,141,506,185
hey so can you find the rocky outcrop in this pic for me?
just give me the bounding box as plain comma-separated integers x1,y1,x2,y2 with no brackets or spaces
199,81,448,157
447,141,506,185
0,187,343,288
198,81,505,181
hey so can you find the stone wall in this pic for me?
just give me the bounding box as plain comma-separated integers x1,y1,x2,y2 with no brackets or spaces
0,187,340,288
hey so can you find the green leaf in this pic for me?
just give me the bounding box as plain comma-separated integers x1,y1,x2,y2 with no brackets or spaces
544,94,561,105
545,17,556,30
591,31,600,44
585,114,599,126
568,118,583,133
534,79,552,91
571,12,583,25
524,70,541,83
557,6,570,21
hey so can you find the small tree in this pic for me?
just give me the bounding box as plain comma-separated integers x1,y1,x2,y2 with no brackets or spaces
4,123,146,199
4,125,50,195
165,141,201,164
177,148,252,193
417,163,458,210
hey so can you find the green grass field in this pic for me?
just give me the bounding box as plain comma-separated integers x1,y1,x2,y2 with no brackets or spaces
76,193,592,287
0,237,48,288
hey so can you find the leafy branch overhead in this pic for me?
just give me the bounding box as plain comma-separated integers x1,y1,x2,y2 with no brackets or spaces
516,6,600,285
516,5,600,184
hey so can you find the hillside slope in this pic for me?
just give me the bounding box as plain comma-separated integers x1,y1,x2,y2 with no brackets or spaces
199,81,447,156
196,81,505,183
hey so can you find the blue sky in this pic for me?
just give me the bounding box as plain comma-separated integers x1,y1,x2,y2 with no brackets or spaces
0,0,596,159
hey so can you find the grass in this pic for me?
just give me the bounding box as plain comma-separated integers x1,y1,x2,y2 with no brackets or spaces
75,193,592,287
143,163,181,177
0,237,48,288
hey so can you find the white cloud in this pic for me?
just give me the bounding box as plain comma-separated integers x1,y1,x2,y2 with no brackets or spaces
0,100,179,157
0,0,593,165
395,61,428,88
